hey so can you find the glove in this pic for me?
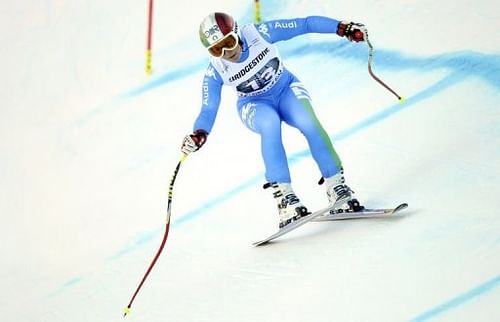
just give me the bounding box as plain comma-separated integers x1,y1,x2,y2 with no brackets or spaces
181,129,208,155
336,21,367,42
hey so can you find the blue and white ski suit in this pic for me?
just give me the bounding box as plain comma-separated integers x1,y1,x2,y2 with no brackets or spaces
194,16,343,183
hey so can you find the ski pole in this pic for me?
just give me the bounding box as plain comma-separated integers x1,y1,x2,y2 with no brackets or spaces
365,33,404,102
123,153,188,317
145,0,154,75
254,0,262,23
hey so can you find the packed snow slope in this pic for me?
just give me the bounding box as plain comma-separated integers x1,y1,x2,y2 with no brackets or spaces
1,0,499,321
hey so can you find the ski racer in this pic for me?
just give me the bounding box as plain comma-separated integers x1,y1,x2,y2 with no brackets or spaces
181,12,367,228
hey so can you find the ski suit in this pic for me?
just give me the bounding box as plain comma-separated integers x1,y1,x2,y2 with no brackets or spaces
194,16,343,183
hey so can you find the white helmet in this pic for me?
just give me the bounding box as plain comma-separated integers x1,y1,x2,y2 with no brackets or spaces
198,12,239,48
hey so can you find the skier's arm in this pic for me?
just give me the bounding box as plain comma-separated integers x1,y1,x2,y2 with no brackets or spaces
193,65,223,133
256,16,366,43
181,64,223,155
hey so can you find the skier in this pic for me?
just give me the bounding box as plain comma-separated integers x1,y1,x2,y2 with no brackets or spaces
181,13,367,228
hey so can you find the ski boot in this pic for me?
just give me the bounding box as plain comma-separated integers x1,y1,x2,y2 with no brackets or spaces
264,182,310,228
319,168,364,213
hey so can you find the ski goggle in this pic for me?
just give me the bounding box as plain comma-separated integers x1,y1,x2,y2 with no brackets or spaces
207,32,239,57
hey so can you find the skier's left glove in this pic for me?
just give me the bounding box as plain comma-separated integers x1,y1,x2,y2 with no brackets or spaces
181,129,208,155
336,21,367,43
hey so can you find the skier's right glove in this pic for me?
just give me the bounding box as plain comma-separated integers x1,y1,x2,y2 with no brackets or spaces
181,129,208,155
336,21,367,43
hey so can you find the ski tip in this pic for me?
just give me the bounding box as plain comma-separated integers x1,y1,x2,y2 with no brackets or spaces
395,203,409,212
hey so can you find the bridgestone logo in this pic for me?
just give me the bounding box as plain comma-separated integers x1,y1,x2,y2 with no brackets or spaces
229,48,270,82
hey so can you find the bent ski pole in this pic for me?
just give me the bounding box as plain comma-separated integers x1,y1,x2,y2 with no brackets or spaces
124,153,188,317
365,34,404,101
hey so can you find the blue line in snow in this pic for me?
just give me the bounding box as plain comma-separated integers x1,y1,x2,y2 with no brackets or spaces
410,275,500,321
124,44,500,97
123,59,208,98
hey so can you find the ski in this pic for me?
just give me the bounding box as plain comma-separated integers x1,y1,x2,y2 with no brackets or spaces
313,203,408,221
253,203,408,246
253,203,340,247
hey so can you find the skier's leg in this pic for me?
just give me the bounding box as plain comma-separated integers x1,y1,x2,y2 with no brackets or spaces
279,79,357,208
279,80,342,178
238,100,309,226
238,100,290,183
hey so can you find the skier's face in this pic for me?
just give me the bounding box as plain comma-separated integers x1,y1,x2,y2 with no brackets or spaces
222,43,242,62
207,32,240,62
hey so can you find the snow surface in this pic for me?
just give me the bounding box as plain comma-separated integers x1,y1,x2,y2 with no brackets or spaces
1,1,499,321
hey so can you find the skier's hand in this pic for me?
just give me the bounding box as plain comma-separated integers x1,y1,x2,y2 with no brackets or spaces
336,21,367,43
181,129,208,155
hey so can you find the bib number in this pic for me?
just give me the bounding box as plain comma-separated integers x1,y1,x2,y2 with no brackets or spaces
236,58,280,94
